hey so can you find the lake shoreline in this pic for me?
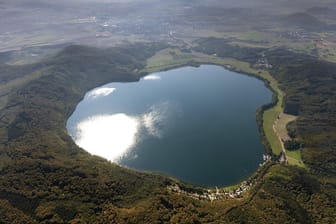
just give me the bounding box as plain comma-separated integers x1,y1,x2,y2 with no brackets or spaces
70,64,269,187
133,50,285,190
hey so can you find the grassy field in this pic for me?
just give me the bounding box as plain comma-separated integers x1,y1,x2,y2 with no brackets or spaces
272,112,306,168
142,48,304,167
274,113,297,141
287,150,305,167
142,48,196,73
259,77,284,156
143,48,266,73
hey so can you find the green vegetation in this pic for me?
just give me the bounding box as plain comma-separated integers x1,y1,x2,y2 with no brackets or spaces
284,140,304,151
142,48,197,73
260,75,284,156
287,150,304,164
0,41,335,223
0,43,248,223
1,0,336,222
225,164,333,224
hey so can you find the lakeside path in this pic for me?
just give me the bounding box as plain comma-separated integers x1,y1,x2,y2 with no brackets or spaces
272,112,305,167
273,113,290,164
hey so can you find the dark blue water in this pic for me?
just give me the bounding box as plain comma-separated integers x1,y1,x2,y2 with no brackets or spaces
67,65,272,187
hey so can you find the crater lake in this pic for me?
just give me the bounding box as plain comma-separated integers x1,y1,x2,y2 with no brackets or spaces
67,65,272,187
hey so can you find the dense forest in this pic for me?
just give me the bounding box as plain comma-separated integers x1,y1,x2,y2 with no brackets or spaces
0,41,335,223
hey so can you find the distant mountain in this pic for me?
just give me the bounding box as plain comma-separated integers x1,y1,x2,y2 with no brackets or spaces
306,6,336,20
306,6,335,15
281,12,327,31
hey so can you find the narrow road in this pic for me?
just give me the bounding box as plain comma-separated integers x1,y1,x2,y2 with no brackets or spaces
273,114,288,164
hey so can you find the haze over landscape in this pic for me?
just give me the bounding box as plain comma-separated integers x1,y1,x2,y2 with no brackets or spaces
1,0,336,52
0,0,335,223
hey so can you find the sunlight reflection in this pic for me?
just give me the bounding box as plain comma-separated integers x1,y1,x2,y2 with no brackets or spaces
75,114,139,162
87,87,116,98
143,74,161,80
141,101,172,138
73,101,173,162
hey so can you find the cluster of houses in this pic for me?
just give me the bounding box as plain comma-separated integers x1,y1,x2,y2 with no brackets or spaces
279,31,308,40
259,154,272,167
168,154,272,201
255,55,273,69
167,180,255,202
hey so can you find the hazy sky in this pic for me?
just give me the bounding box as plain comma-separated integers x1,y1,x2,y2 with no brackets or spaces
2,0,335,9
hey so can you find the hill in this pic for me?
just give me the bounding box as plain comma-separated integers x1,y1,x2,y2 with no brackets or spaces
0,43,335,223
280,12,327,31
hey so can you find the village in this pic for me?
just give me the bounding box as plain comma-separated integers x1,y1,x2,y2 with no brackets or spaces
167,154,272,201
168,179,254,201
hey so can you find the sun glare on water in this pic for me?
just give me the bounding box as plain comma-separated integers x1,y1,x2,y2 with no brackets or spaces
75,114,139,162
87,87,116,98
73,100,172,162
143,74,161,80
